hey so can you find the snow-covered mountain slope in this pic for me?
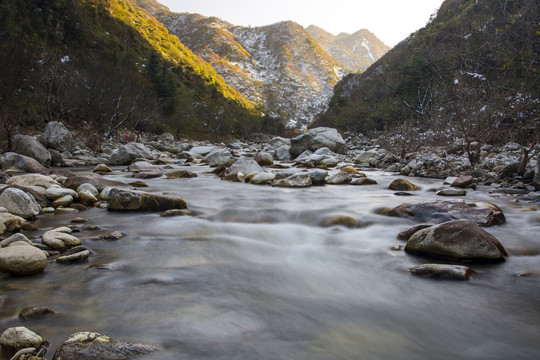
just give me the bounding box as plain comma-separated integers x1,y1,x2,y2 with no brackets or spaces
306,25,389,73
136,1,347,129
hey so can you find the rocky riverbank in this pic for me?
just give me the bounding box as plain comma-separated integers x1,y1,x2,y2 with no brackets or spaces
0,123,539,359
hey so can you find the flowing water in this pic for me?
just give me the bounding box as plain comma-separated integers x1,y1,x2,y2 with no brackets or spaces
1,164,540,359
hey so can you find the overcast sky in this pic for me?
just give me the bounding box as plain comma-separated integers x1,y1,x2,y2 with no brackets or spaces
157,0,445,47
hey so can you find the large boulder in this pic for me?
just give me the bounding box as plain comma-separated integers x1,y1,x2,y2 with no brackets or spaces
383,200,505,227
107,188,187,212
5,174,59,189
0,212,33,235
0,244,48,275
0,188,40,219
52,332,160,360
0,152,48,174
0,327,44,351
40,121,75,152
290,128,347,158
11,134,51,165
222,157,264,181
108,143,154,165
405,220,507,262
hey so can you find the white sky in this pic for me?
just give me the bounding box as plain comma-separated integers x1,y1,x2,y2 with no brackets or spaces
156,0,445,47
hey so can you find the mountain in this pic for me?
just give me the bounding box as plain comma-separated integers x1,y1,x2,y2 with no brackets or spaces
0,0,264,147
136,1,347,129
306,25,389,72
315,0,539,157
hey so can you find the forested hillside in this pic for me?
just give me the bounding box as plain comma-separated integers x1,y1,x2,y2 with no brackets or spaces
0,0,266,150
316,0,539,165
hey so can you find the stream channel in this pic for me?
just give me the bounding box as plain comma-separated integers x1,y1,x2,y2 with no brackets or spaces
1,164,539,359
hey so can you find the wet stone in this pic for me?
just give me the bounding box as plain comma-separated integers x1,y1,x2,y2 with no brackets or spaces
19,307,55,321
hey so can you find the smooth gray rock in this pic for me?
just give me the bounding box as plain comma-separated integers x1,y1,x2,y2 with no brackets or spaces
451,175,474,188
409,264,472,280
11,134,51,165
290,127,347,157
0,327,44,350
272,174,312,188
436,189,467,196
308,169,328,185
108,143,154,165
222,157,264,181
250,172,276,185
0,188,40,219
0,233,31,247
405,220,507,262
44,187,77,201
254,152,274,166
383,200,505,227
0,152,48,174
41,121,75,152
6,174,59,189
155,132,175,146
325,171,352,185
41,227,81,251
107,188,187,212
77,183,99,197
52,332,160,360
201,148,235,167
274,145,291,161
0,245,47,275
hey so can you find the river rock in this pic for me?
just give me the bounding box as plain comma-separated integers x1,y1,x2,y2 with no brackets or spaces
52,195,73,208
0,188,40,219
405,220,507,262
78,190,98,206
290,127,348,157
0,212,33,235
155,132,175,146
127,161,157,173
93,163,113,173
274,146,291,161
353,150,380,166
201,148,236,167
272,174,312,188
250,172,276,185
351,177,377,185
63,175,128,192
409,264,472,280
222,157,264,181
6,174,59,189
254,152,273,166
436,189,467,196
0,327,44,350
19,306,55,321
41,227,81,251
0,152,48,174
308,169,328,185
383,200,505,226
166,170,198,178
108,143,154,165
107,188,187,212
451,175,474,188
325,171,352,185
320,214,359,228
397,224,432,241
77,184,99,197
98,231,125,241
19,307,55,321
131,171,163,179
40,121,74,152
57,249,91,264
11,135,51,166
52,332,160,360
0,244,47,275
44,187,77,201
388,179,420,191
0,233,31,247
